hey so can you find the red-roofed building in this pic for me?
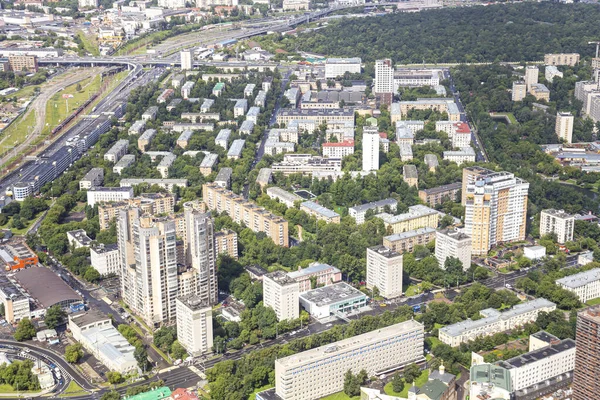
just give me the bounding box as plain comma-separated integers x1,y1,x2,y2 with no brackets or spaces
452,122,471,148
322,140,355,158
169,388,199,400
379,132,388,139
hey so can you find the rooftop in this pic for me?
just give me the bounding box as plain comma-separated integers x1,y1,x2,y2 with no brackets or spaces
556,268,600,289
384,227,437,242
368,245,401,259
403,164,418,179
266,187,302,203
14,267,80,309
299,282,365,307
265,270,297,286
301,201,339,219
531,330,559,344
349,198,398,213
542,209,574,219
200,153,219,168
326,57,361,64
437,228,470,241
288,263,340,280
499,338,575,369
91,243,118,255
70,309,110,328
420,182,461,195
215,167,233,182
177,294,211,311
376,205,438,224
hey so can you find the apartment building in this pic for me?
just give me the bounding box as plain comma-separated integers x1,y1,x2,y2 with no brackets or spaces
300,201,340,224
555,112,574,144
464,171,529,255
443,147,476,165
266,187,302,208
263,271,299,321
540,209,574,244
79,168,104,190
545,65,563,83
199,153,219,176
545,53,580,66
322,140,354,159
525,66,539,91
87,187,133,207
175,295,213,356
366,245,403,299
113,155,135,175
202,183,289,247
288,263,342,293
271,154,342,176
394,68,441,88
512,81,527,102
399,143,413,161
142,106,158,122
214,229,238,259
138,129,157,152
128,120,146,135
214,167,232,189
573,305,600,400
233,99,248,118
8,55,38,72
349,199,397,224
376,205,439,234
398,99,461,122
271,320,424,400
374,59,394,105
530,83,550,101
104,139,129,163
403,164,418,188
215,129,231,149
383,227,436,254
227,139,245,160
324,58,361,78
90,244,119,276
276,109,354,126
435,228,472,271
180,50,193,70
556,268,600,303
418,182,461,207
157,153,177,178
0,275,29,323
256,168,272,189
98,193,176,230
362,126,380,172
439,298,556,347
177,130,193,149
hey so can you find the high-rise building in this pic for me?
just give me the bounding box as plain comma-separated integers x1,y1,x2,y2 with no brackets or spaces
461,166,494,205
512,81,527,101
464,171,529,255
184,205,218,306
362,126,380,172
176,295,213,356
263,271,299,321
540,209,574,244
524,66,539,91
555,112,574,144
180,50,193,71
366,245,403,299
374,59,394,105
573,305,600,400
435,228,472,271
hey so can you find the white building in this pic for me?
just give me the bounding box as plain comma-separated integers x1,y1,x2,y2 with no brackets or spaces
555,112,574,144
0,276,29,323
556,268,600,303
113,155,135,175
439,298,556,347
104,139,129,163
90,244,120,276
366,245,403,299
266,187,302,208
512,81,527,102
67,229,92,249
87,187,134,207
263,271,299,321
79,0,98,8
299,282,367,319
215,129,231,149
524,245,546,260
545,65,563,83
180,50,193,70
322,140,354,159
272,320,424,400
362,127,380,172
227,139,245,160
443,147,476,165
175,295,213,356
435,228,472,271
79,168,104,190
325,58,361,79
540,209,574,244
525,66,539,91
234,99,248,118
69,310,139,374
348,199,398,224
374,59,394,100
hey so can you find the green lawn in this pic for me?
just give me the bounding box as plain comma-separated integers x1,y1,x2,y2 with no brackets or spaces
76,31,100,56
59,381,88,397
403,284,421,296
586,297,600,306
319,391,360,400
384,369,429,398
428,336,443,350
0,383,38,394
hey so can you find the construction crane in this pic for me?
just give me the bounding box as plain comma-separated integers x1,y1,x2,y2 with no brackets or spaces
589,41,600,58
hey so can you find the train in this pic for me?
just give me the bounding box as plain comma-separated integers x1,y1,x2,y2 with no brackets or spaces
51,92,99,136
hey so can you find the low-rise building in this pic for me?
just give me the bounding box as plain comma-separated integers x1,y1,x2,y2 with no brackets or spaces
418,182,461,207
443,147,476,165
239,120,255,135
272,154,342,176
157,153,177,178
376,205,439,234
181,81,195,99
349,199,398,225
87,187,134,207
79,168,104,190
545,53,580,66
263,271,299,321
524,245,546,260
215,129,231,149
266,187,302,208
383,227,437,254
439,298,556,347
424,154,439,172
138,129,157,152
104,139,129,163
113,155,135,175
367,245,403,299
300,201,340,224
128,120,146,135
233,99,248,118
322,140,354,159
247,107,261,123
227,139,245,160
545,65,563,83
214,167,232,189
403,164,418,188
67,229,92,249
256,168,273,188
214,229,238,259
142,106,158,121
435,228,472,271
288,263,342,293
177,130,193,148
120,179,188,191
556,268,600,303
299,282,367,319
199,153,219,176
530,83,550,101
399,143,413,161
175,295,213,356
90,244,119,276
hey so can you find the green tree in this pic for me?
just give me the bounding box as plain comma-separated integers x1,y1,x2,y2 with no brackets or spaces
392,373,405,393
65,343,84,363
44,305,66,329
134,347,150,372
83,267,101,283
13,318,36,341
170,340,187,360
403,363,421,384
343,370,360,397
101,391,121,400
107,371,123,385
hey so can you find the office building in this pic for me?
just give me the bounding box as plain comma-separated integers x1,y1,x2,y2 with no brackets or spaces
322,140,354,159
545,53,580,66
266,187,302,208
0,241,38,272
464,171,529,255
180,50,193,70
348,199,397,225
540,209,574,244
300,201,340,224
79,168,104,190
469,364,513,400
97,193,176,230
376,205,439,234
573,305,600,400
362,126,380,172
104,139,129,163
525,66,539,91
324,58,361,79
439,298,556,347
556,268,600,303
214,229,238,259
383,227,436,254
90,244,120,276
374,59,394,105
263,271,299,321
299,282,367,319
418,182,461,207
288,263,342,293
366,245,403,299
555,112,574,144
403,164,418,188
512,81,527,102
0,274,29,323
67,229,92,249
435,228,472,271
271,320,424,400
175,295,213,356
202,183,289,247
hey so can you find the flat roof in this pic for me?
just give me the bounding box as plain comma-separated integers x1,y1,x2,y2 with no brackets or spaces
376,205,437,224
368,245,402,259
177,294,211,311
288,263,340,280
403,164,418,179
556,268,600,289
420,182,461,195
541,209,574,219
267,187,302,203
301,201,339,219
276,320,423,368
70,309,110,328
437,228,470,241
349,198,397,213
265,270,297,286
384,227,437,242
14,267,80,309
326,57,361,64
499,338,575,369
299,282,365,307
